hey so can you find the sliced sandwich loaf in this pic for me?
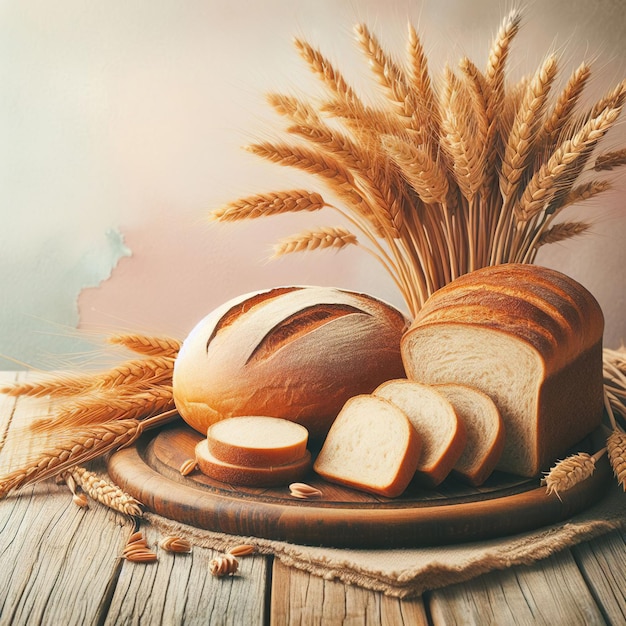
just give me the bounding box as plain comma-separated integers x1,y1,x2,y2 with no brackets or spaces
433,384,505,486
313,394,421,498
373,379,466,486
401,264,604,477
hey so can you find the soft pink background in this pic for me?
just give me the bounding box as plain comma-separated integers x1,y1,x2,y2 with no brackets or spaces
2,0,625,368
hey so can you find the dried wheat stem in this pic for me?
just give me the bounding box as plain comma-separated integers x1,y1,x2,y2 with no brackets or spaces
271,227,357,258
107,333,181,359
68,465,144,517
607,430,626,491
211,190,327,222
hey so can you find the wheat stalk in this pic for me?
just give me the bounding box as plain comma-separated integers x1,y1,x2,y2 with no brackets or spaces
214,13,625,318
0,410,176,499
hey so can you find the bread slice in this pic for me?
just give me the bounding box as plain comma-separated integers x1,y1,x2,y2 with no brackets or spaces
195,439,311,487
373,379,466,487
207,416,309,467
313,395,421,498
433,384,505,486
401,263,605,477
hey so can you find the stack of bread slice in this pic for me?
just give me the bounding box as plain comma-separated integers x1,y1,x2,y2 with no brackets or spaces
313,379,505,497
195,416,312,487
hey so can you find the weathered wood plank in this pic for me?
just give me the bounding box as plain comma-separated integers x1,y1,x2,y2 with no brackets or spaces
573,529,626,625
0,378,135,625
270,559,428,626
428,549,606,625
103,522,269,625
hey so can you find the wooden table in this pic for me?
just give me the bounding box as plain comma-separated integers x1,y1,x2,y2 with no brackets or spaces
1,370,625,625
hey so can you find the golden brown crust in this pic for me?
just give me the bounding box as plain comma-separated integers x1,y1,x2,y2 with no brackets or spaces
407,264,603,372
174,287,409,438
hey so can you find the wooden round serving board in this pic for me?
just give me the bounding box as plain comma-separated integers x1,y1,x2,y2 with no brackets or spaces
107,423,611,549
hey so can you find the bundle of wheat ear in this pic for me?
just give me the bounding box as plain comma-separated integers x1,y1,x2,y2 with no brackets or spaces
2,10,626,511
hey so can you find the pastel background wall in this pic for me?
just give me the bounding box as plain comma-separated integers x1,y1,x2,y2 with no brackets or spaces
1,0,625,370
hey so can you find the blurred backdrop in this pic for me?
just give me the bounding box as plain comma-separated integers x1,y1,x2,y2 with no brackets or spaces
1,0,625,369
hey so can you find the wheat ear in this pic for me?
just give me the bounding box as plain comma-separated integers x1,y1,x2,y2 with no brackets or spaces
594,148,626,171
537,221,590,245
67,465,143,517
211,190,326,222
543,449,604,500
543,62,591,143
272,227,357,258
2,356,173,401
607,430,626,491
500,54,558,202
407,22,440,141
515,106,622,222
107,333,181,358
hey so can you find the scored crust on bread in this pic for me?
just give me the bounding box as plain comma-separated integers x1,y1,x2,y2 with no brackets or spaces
433,384,505,486
173,286,409,439
313,395,421,498
373,379,466,487
401,263,604,478
207,416,309,467
195,439,311,487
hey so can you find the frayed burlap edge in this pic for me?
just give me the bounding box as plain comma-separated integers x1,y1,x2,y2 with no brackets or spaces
144,484,626,598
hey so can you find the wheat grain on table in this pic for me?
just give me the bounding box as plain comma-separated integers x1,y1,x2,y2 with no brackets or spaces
0,370,625,625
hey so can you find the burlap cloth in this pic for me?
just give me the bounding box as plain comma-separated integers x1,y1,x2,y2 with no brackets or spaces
144,483,626,598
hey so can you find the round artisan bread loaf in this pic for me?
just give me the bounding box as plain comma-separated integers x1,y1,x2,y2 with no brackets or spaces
206,416,309,467
173,286,409,439
195,439,312,487
401,263,604,478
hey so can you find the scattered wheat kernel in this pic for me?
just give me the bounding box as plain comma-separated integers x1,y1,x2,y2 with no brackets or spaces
227,544,256,557
179,458,198,476
209,553,239,577
289,482,323,499
159,536,193,553
72,492,89,508
124,549,158,563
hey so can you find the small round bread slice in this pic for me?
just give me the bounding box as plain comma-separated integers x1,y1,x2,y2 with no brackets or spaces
373,379,466,487
207,416,309,467
433,384,505,486
195,439,311,487
313,394,421,498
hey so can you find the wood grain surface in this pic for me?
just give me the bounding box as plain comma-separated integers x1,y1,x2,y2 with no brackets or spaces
1,370,625,624
107,423,612,549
